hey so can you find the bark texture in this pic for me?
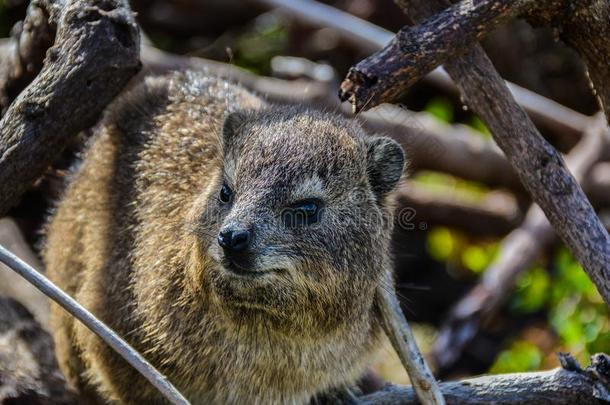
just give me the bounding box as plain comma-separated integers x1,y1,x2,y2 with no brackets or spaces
0,0,141,216
339,0,543,112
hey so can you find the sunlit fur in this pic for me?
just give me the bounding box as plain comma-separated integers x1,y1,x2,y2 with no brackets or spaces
45,71,405,404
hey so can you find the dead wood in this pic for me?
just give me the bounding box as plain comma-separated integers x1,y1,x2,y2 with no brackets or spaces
0,0,141,216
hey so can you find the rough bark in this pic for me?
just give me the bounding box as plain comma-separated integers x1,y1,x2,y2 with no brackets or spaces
338,0,544,112
349,0,610,307
257,0,591,141
360,353,610,405
0,0,141,216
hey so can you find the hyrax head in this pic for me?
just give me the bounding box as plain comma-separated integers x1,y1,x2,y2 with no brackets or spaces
197,105,404,335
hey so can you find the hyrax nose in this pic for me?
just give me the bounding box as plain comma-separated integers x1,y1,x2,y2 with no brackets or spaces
218,228,252,252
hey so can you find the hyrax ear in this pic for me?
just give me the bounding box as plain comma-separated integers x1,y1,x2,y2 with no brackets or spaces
366,137,405,199
221,111,248,148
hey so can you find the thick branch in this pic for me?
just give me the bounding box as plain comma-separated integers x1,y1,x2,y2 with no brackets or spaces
361,353,610,405
339,0,542,112
0,0,141,216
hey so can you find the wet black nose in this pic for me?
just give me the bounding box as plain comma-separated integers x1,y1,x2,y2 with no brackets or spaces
218,228,252,252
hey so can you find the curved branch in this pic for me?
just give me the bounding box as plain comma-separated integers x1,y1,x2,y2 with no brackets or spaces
339,0,541,113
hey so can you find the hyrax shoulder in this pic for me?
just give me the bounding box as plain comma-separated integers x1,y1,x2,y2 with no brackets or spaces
45,71,405,404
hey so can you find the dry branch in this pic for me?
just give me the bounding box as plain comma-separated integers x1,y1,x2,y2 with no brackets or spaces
347,0,610,307
377,272,446,405
433,114,609,370
339,0,541,112
360,353,610,405
0,0,141,216
142,46,334,106
397,183,520,237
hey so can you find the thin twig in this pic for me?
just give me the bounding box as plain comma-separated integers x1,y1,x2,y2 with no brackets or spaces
377,272,446,405
0,244,190,405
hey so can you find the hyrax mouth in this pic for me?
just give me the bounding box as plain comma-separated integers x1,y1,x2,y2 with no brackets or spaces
221,258,278,278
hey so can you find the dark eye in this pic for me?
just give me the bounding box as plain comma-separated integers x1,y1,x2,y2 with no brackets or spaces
282,200,323,228
219,183,233,203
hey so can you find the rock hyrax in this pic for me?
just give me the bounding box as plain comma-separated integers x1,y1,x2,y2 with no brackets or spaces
45,71,405,404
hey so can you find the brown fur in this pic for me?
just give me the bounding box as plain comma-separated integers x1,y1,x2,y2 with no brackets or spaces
44,71,405,404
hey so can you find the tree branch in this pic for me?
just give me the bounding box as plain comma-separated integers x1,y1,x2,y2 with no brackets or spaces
396,182,520,237
0,0,141,216
360,353,610,405
339,0,543,113
0,244,189,405
376,272,446,405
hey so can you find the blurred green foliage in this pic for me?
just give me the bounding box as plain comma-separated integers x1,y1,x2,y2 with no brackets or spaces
490,340,542,373
426,227,497,275
423,96,492,137
232,14,288,74
492,249,610,372
425,97,454,123
426,225,610,373
412,171,490,203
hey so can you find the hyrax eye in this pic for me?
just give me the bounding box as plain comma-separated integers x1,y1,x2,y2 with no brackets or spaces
282,199,323,227
219,183,233,203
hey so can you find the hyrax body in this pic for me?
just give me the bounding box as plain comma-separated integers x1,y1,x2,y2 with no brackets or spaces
45,71,405,404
